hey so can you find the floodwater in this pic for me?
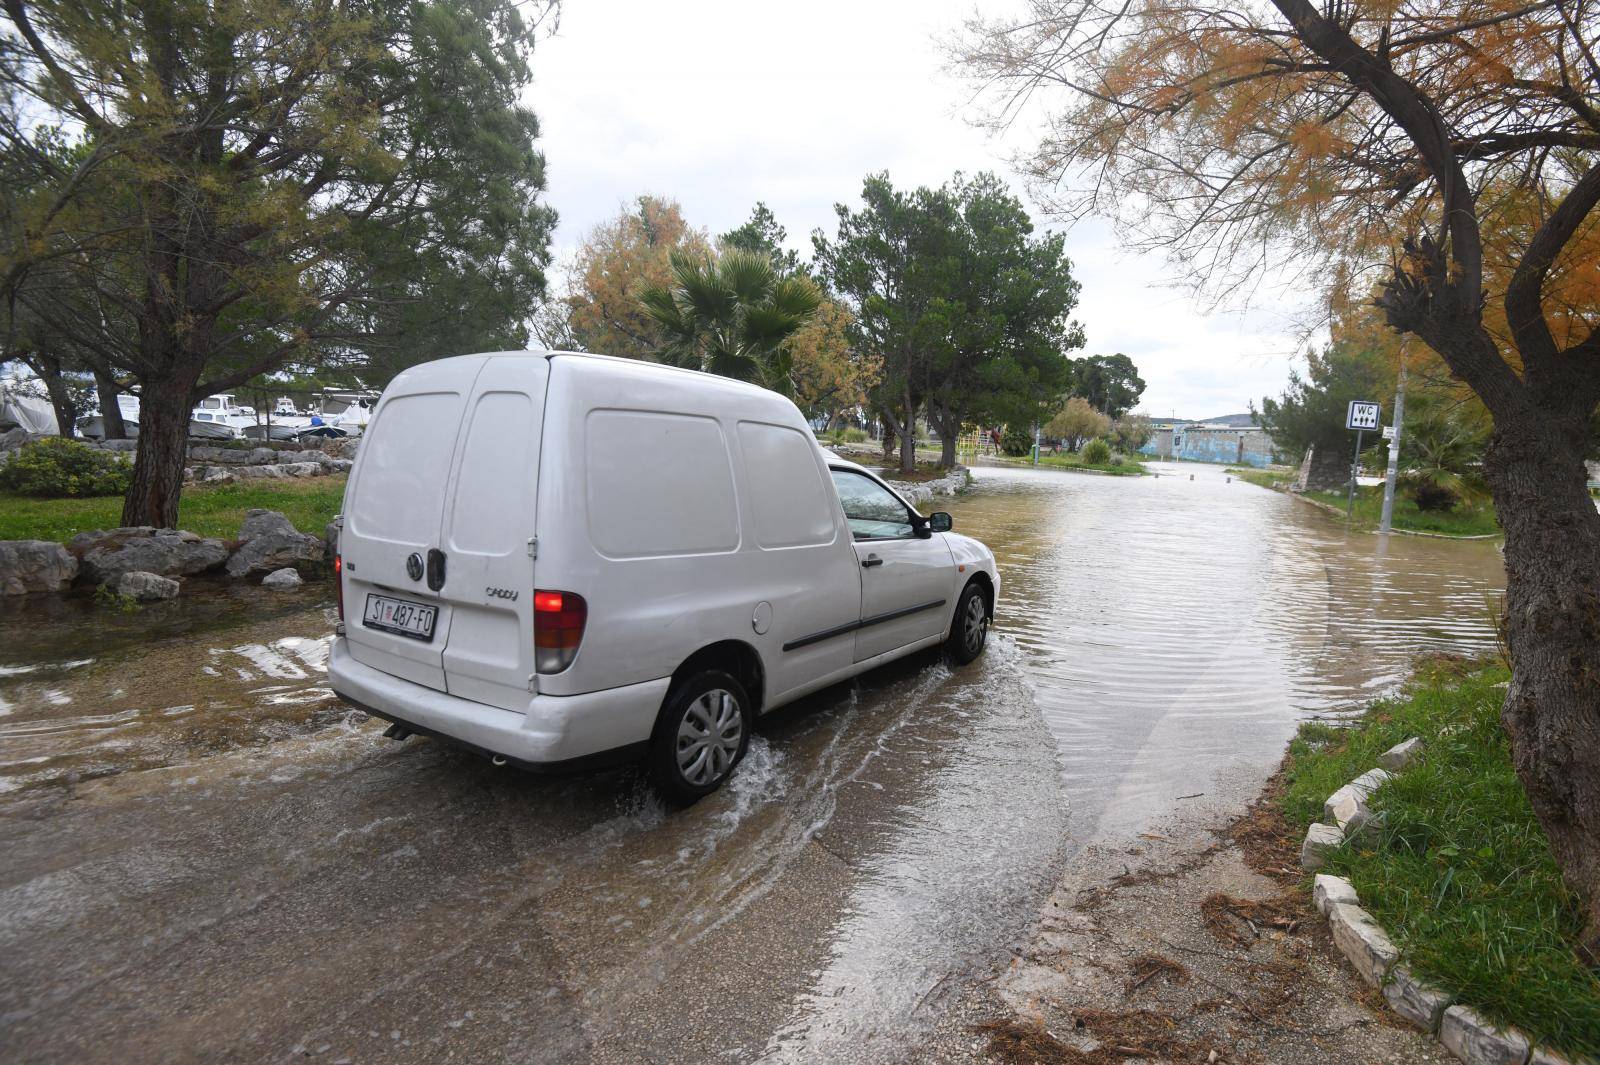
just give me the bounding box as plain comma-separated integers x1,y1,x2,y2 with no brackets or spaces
0,462,1504,1064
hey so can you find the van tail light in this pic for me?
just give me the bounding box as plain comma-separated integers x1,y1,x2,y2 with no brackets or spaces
534,590,587,674
334,554,345,622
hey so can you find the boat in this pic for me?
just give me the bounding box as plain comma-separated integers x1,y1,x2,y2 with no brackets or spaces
78,393,141,439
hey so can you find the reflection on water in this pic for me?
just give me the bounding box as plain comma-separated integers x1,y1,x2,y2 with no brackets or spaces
966,460,1504,838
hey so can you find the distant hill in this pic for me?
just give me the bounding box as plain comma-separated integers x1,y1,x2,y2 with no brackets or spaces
1195,412,1259,427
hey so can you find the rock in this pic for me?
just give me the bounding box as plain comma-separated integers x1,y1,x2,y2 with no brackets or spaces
1300,822,1344,871
0,540,79,594
329,458,353,473
1326,902,1398,986
76,527,229,582
1530,1046,1597,1065
261,567,303,589
324,520,341,559
0,427,42,451
226,509,324,577
1378,737,1423,772
1383,965,1452,1033
1312,873,1358,915
282,461,323,478
1324,767,1392,832
249,446,279,465
238,508,297,542
1440,1005,1532,1065
112,570,180,601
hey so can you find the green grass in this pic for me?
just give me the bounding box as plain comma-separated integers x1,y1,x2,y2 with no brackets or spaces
1226,467,1292,491
996,450,1150,476
1279,660,1600,1059
1225,468,1501,536
0,476,345,542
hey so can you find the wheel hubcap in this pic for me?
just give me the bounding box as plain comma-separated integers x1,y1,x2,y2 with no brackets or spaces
675,689,742,786
963,594,988,653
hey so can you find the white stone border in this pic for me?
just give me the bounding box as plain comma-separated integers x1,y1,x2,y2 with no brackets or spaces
1298,739,1592,1065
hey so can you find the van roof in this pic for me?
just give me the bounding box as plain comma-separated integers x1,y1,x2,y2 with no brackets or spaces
448,348,786,402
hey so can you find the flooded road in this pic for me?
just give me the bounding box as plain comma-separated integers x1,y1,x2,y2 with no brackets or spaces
0,462,1504,1063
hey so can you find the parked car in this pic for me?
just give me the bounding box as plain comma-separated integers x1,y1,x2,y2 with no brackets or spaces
327,351,998,802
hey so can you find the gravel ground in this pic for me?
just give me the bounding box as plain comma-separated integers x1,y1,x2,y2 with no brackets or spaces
918,772,1449,1064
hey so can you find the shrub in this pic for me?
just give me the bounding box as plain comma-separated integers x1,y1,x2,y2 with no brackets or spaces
1001,426,1034,456
0,438,131,498
1082,438,1112,465
839,427,868,444
1409,478,1460,512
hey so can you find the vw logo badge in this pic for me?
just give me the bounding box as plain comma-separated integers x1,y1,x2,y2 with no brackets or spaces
406,553,424,581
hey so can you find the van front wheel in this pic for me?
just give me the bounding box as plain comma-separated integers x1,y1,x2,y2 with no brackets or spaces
647,670,751,806
945,581,991,666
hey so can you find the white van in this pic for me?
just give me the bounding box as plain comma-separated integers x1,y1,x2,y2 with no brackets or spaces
327,351,998,802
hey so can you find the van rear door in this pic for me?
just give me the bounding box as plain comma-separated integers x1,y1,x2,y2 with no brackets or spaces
341,357,485,691
437,355,548,710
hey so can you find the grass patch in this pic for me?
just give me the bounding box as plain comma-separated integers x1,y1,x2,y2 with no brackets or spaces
1226,467,1292,491
0,476,345,542
1279,658,1600,1058
994,450,1150,476
1225,468,1501,536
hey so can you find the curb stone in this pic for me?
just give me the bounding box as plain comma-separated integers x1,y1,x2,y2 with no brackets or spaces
1299,822,1343,871
1326,902,1399,986
1378,737,1424,772
1306,739,1565,1065
1384,965,1453,1034
1324,767,1392,832
1440,1005,1532,1065
1312,873,1358,914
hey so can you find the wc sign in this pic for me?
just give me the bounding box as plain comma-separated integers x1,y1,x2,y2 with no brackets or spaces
1346,400,1381,431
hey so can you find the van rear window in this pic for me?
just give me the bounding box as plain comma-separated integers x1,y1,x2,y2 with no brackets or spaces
586,410,739,558
349,390,465,546
738,421,836,548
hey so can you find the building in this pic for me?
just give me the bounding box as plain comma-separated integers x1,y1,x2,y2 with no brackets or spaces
1140,420,1279,467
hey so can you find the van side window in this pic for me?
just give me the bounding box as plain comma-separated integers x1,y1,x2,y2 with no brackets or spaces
830,469,914,540
737,421,836,548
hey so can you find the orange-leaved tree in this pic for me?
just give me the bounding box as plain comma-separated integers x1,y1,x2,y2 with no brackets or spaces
564,196,712,360
955,0,1600,954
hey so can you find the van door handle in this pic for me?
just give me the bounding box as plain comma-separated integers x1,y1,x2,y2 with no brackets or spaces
861,555,883,568
426,548,447,591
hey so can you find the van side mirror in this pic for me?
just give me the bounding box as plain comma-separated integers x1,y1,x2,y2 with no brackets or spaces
928,511,953,533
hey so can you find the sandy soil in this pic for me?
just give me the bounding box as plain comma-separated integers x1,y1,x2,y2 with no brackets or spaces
919,773,1449,1064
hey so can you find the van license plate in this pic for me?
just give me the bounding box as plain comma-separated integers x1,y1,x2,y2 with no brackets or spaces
363,594,437,641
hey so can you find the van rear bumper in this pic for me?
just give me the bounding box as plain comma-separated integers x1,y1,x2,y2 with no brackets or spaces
328,638,667,769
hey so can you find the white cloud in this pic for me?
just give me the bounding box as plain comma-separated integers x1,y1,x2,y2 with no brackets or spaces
529,0,1315,417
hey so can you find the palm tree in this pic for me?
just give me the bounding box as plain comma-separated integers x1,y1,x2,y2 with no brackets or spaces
1402,394,1488,511
638,249,822,394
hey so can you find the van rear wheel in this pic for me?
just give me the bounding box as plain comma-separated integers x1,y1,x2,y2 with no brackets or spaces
647,670,752,806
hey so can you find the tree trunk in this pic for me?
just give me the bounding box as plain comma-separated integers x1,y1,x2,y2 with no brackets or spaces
900,384,917,474
24,355,77,438
1483,415,1600,961
121,377,194,528
95,370,128,440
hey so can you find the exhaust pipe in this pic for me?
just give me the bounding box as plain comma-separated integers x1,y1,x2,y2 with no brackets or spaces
382,723,412,742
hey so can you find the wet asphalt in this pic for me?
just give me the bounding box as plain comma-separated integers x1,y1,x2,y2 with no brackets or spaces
0,463,1505,1063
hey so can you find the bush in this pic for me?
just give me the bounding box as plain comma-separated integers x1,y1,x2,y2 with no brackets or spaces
1409,478,1460,512
1081,438,1112,465
839,427,867,444
1001,426,1034,457
0,438,131,498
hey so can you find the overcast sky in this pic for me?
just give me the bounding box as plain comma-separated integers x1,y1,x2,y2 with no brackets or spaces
531,0,1318,419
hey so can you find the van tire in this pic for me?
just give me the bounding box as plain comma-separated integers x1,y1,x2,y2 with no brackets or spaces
647,670,752,806
945,581,990,666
